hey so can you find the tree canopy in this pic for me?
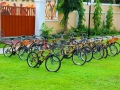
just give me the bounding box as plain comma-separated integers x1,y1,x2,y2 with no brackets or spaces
56,0,84,34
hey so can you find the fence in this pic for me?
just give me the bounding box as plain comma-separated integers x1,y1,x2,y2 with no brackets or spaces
1,6,35,37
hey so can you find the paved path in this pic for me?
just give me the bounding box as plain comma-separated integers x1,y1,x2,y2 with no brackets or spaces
0,48,3,54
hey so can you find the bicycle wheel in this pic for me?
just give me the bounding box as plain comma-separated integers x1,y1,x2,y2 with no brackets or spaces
92,44,104,60
18,47,30,60
113,42,120,54
27,52,39,68
99,44,108,58
45,55,61,72
103,46,108,58
30,44,40,52
52,44,64,61
107,43,118,57
72,49,86,66
81,46,93,62
64,45,73,59
3,44,13,57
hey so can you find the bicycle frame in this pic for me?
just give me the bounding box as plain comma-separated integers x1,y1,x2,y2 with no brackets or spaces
36,49,53,63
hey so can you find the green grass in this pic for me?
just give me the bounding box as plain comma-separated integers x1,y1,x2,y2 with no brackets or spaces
0,41,5,48
0,53,120,90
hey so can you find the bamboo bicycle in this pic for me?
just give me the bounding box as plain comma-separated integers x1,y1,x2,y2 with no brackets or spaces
3,37,22,57
14,35,42,60
27,44,61,72
52,34,87,66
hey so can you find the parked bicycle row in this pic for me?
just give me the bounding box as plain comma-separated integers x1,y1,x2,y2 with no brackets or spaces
2,33,120,72
50,33,120,65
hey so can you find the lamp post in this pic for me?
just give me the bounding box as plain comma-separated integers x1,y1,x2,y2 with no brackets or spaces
87,0,94,38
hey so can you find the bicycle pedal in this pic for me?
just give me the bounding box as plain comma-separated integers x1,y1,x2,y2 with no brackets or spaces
36,64,40,68
63,54,68,58
38,60,43,65
12,51,16,55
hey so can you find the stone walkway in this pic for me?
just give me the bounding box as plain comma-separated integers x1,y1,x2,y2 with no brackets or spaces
0,48,3,54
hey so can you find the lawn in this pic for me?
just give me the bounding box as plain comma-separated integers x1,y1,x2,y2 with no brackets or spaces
0,53,120,90
0,36,120,90
0,41,5,48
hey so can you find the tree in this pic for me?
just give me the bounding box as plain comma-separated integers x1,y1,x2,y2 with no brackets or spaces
91,0,103,35
93,0,102,30
77,1,85,31
106,5,113,29
56,0,82,34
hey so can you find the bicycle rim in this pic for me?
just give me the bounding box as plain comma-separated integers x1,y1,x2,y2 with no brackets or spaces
3,44,13,57
52,46,64,61
107,44,118,57
18,47,30,60
114,42,120,54
72,50,86,66
45,55,61,72
81,46,93,62
27,52,39,68
92,45,104,60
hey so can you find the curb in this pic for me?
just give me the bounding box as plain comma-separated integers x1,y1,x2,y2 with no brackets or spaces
0,48,3,54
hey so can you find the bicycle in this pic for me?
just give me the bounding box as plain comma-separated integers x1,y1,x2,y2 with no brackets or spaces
91,35,118,59
91,37,105,60
27,45,61,72
77,33,94,62
18,35,42,60
106,36,119,57
3,37,22,57
52,33,87,66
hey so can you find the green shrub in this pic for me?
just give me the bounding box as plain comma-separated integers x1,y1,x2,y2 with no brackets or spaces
106,5,113,29
39,23,54,39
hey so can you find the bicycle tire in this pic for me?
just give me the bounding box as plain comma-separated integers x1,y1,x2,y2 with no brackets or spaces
30,43,40,52
27,52,39,68
18,46,30,60
81,46,93,62
99,44,108,58
72,49,86,66
45,55,61,72
103,46,108,58
52,45,64,61
92,44,104,60
107,43,118,57
113,42,120,54
64,45,74,59
3,44,13,57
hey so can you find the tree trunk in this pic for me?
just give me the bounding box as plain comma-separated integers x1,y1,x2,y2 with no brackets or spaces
113,0,116,4
64,19,68,35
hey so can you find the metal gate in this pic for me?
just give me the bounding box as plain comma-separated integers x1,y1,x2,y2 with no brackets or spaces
1,6,35,37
